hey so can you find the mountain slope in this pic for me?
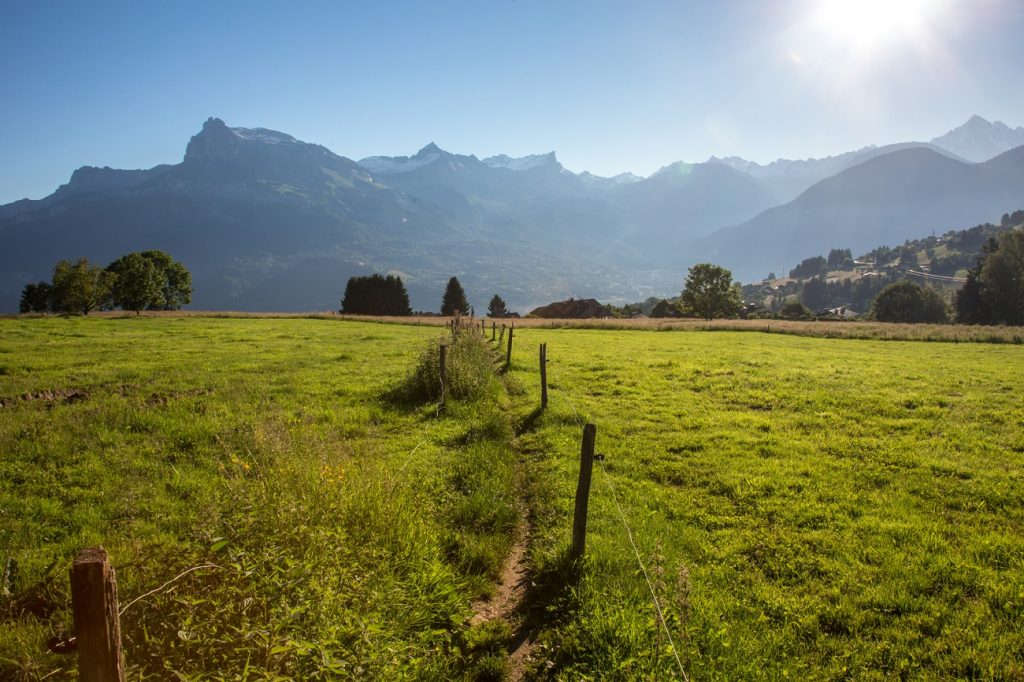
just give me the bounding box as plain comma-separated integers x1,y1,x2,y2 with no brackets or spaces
7,117,1022,313
0,121,679,312
609,161,777,248
693,145,1024,282
0,119,468,311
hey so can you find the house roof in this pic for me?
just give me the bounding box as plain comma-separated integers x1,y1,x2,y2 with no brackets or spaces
528,298,612,319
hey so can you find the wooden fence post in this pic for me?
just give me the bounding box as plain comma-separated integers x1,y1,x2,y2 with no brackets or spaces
71,547,125,682
439,343,447,402
492,321,496,341
540,343,548,409
506,325,514,368
571,424,597,560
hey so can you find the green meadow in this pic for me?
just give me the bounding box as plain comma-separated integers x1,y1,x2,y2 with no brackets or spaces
506,327,1024,680
2,317,1023,680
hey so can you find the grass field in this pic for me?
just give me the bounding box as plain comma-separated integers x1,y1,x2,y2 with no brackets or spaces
505,327,1024,679
0,316,525,679
2,317,1023,679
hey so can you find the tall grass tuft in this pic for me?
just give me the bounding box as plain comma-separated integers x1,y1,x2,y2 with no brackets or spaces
391,321,497,403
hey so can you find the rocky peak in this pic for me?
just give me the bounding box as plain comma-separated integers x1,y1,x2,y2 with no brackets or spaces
184,117,241,162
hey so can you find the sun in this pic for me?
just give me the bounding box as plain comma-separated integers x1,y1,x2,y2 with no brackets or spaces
812,0,937,51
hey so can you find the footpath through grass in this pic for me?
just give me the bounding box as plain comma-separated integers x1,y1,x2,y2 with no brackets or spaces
1,316,525,679
504,327,1024,680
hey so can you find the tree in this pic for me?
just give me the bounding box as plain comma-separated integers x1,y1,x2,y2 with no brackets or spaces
487,294,509,318
871,280,948,323
19,281,53,313
440,276,470,316
142,250,192,310
107,253,162,314
827,248,853,269
957,230,1024,325
650,299,682,318
801,277,830,311
789,256,828,279
340,274,411,315
51,258,115,315
781,299,811,319
106,250,192,312
681,263,742,319
955,237,997,324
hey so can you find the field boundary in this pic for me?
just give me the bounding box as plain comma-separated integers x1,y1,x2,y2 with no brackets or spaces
8,310,1023,343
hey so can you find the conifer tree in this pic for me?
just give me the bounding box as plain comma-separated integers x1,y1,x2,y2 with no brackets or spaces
440,276,469,316
487,294,508,318
340,274,411,315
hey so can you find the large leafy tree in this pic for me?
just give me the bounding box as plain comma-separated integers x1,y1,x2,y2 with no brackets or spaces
681,263,741,319
487,294,508,318
871,280,948,323
142,250,192,310
19,281,53,313
340,274,412,315
51,258,116,315
106,250,192,312
441,276,470,316
107,253,162,313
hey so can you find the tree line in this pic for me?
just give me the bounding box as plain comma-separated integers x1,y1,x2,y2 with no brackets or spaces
20,251,192,315
340,274,515,318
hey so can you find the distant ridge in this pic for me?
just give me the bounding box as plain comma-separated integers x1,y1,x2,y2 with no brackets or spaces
930,115,1024,163
3,115,1024,313
694,144,1024,282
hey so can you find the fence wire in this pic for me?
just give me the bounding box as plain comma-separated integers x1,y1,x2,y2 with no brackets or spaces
551,387,690,681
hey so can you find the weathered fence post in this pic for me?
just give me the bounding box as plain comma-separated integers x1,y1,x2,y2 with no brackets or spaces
540,343,548,409
439,343,447,402
506,325,514,368
571,424,597,560
71,547,126,682
492,321,496,341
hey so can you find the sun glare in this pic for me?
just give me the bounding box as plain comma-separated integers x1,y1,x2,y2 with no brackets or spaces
813,0,936,51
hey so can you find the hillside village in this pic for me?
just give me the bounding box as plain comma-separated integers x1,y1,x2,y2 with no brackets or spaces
736,211,1024,319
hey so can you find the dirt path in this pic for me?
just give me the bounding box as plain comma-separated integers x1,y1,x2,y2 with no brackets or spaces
470,517,536,681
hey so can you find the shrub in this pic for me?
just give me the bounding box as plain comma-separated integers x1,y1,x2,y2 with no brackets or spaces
393,323,496,403
872,280,949,323
781,299,812,319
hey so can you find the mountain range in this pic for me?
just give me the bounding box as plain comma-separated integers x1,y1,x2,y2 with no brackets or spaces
1,115,1022,313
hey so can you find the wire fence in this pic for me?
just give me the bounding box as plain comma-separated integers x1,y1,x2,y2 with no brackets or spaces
550,380,690,680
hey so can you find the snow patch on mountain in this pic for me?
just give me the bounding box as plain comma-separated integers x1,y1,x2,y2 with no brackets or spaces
578,171,644,188
359,152,441,174
482,152,557,171
231,127,298,145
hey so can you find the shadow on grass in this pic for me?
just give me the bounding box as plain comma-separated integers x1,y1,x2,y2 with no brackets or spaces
506,546,585,669
515,406,545,436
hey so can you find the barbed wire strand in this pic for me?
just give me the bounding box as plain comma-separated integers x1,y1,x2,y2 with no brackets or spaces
552,388,689,681
596,458,689,682
398,437,431,474
119,563,222,617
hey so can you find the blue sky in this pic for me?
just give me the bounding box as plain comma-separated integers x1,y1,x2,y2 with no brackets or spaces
1,0,1022,204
